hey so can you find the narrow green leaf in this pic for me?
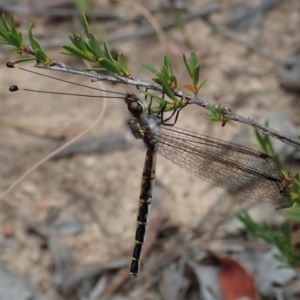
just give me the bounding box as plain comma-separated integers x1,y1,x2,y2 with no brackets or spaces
9,49,23,54
206,110,216,121
13,57,36,64
69,33,87,52
190,51,198,69
183,53,192,77
103,41,114,62
68,33,79,48
61,45,95,62
164,55,174,75
117,53,130,75
0,24,9,40
161,75,177,102
193,65,200,85
77,34,88,52
198,79,207,90
12,30,23,47
80,11,90,36
7,32,21,48
1,14,11,32
254,129,266,152
60,51,82,59
141,91,165,106
88,34,104,58
143,63,159,76
161,66,170,86
35,48,48,62
164,55,170,70
83,39,93,53
98,58,120,74
32,36,43,51
28,23,41,51
169,74,178,89
153,78,162,85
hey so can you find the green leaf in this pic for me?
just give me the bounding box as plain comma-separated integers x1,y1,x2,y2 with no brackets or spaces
69,33,88,53
28,23,42,51
193,64,200,85
140,90,165,106
83,39,93,54
153,78,162,85
61,45,95,62
98,58,120,74
103,41,114,62
80,11,90,36
35,48,48,62
77,34,88,52
88,34,104,58
117,53,129,76
68,33,79,48
143,63,159,76
254,129,268,153
161,75,177,102
1,14,11,32
169,74,178,89
164,55,174,75
0,15,23,49
0,25,9,41
198,79,207,90
190,51,198,69
206,105,230,125
7,32,22,48
183,54,192,77
13,57,36,64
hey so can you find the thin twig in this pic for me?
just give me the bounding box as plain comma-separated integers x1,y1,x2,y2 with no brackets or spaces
39,63,300,149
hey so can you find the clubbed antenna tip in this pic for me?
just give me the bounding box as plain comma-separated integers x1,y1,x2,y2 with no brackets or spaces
9,85,19,92
6,62,15,68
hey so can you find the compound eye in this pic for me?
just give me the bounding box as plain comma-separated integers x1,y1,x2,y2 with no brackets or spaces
127,101,143,116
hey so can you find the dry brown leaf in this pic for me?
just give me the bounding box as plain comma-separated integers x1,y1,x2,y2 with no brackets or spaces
210,251,260,300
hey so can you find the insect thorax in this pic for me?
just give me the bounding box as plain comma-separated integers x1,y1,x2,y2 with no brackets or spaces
128,114,161,142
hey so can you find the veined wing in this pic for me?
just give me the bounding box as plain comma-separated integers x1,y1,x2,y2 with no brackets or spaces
146,125,288,203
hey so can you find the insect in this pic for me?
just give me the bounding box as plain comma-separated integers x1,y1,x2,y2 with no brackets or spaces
123,92,290,276
6,62,290,277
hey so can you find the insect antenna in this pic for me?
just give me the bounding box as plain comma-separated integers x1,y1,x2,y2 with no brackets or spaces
6,62,126,100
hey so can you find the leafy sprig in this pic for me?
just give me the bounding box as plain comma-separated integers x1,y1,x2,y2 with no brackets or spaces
140,90,187,114
144,55,178,92
0,14,23,51
0,12,210,114
206,105,231,127
183,51,207,95
238,210,300,267
254,121,280,164
61,12,130,76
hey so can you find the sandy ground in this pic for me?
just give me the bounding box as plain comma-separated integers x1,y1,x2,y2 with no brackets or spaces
0,0,299,297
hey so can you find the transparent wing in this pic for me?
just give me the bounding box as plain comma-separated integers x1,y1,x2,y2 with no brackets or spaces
148,126,288,203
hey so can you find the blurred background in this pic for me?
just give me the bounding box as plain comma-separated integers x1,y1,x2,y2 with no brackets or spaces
0,0,299,299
